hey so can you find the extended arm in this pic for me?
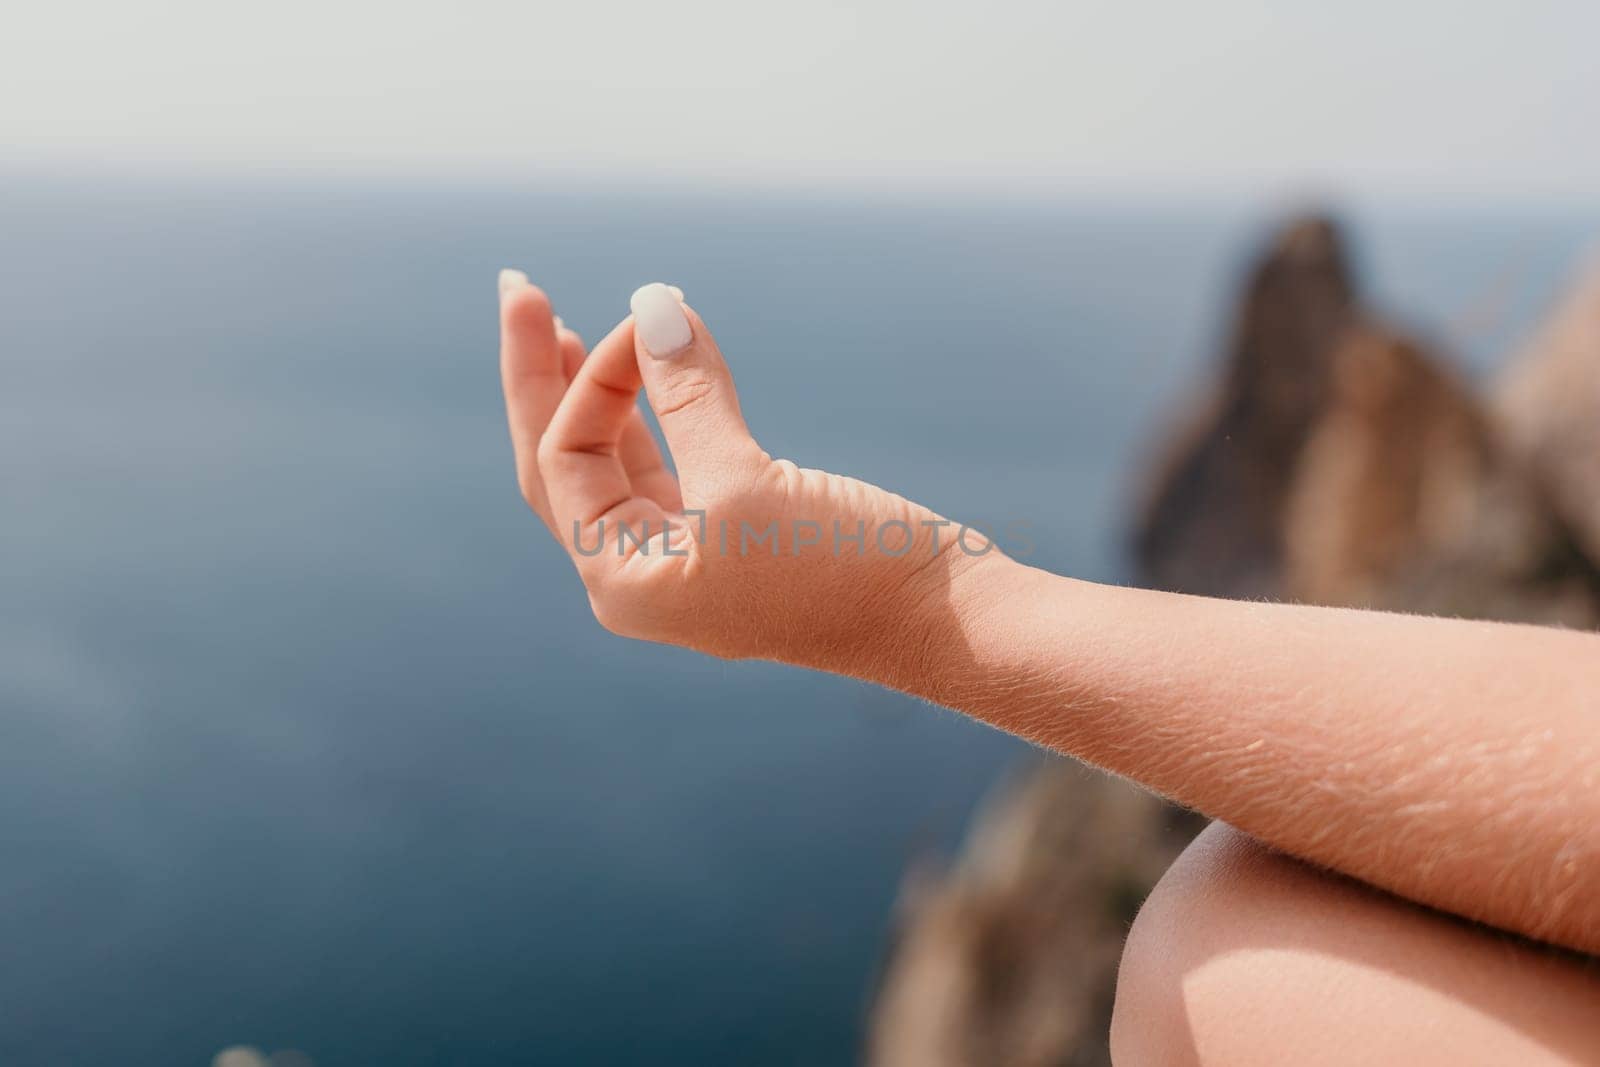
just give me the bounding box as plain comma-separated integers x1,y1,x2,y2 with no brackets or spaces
499,276,1600,955
872,556,1600,954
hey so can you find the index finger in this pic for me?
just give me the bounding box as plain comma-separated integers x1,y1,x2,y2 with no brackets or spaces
539,315,666,548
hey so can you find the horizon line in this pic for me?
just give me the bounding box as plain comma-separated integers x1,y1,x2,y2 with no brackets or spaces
5,154,1600,218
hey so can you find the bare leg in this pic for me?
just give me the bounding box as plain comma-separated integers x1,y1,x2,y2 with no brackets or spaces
1111,822,1600,1066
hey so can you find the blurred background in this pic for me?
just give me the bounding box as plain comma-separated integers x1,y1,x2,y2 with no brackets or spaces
3,2,1598,1064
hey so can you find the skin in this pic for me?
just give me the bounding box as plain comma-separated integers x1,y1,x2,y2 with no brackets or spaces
499,281,1600,964
1113,823,1600,1065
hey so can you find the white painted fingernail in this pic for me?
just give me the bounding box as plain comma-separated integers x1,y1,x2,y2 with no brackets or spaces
667,285,684,302
498,268,529,295
553,315,565,332
630,282,692,359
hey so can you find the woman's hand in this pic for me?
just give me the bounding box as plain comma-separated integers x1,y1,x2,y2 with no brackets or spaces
499,273,992,672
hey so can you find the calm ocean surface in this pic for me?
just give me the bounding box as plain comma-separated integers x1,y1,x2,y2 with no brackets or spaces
1,175,1593,1065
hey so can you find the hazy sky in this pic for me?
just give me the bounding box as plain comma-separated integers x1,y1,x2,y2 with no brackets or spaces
5,0,1597,199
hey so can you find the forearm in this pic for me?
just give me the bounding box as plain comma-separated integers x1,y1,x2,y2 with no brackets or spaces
867,553,1600,954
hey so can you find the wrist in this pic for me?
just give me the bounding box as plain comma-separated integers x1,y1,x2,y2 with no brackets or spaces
850,543,1034,702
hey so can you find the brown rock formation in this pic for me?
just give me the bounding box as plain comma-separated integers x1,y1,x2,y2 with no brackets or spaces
1135,213,1600,626
1497,260,1600,562
1133,215,1357,598
1285,330,1600,626
865,764,1204,1067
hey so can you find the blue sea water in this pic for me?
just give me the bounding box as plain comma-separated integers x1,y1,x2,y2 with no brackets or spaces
0,174,1593,1065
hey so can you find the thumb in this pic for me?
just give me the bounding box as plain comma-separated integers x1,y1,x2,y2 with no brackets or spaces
629,283,763,496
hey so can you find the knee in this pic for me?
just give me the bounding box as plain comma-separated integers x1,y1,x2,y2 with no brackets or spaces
1109,821,1279,1066
1109,823,1600,1066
